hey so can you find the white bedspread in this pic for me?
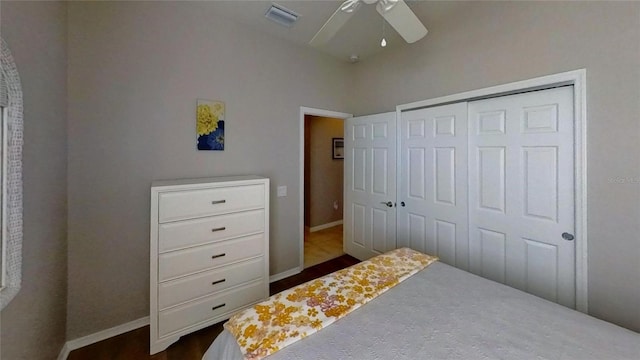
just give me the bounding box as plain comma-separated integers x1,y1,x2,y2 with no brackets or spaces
204,262,640,360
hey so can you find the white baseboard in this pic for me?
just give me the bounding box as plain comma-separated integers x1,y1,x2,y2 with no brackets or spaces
269,267,302,283
55,265,315,359
58,316,150,360
56,266,306,359
310,220,343,233
57,342,70,360
55,266,310,359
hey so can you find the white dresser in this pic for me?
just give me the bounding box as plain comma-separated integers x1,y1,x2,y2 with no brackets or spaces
149,176,269,354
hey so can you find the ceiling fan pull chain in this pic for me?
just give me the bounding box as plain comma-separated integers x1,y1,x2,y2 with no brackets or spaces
381,18,387,47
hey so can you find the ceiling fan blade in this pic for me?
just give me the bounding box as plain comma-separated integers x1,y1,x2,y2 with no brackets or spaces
377,0,427,44
309,1,359,47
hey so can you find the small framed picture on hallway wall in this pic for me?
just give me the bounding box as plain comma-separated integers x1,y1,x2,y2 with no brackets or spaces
332,138,344,159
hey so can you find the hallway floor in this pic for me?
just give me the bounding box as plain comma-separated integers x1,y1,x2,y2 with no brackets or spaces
304,224,344,268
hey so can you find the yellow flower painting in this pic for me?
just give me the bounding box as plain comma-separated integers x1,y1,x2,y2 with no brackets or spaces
197,99,225,150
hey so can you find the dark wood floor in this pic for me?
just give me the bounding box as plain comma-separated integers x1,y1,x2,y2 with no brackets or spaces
68,255,359,360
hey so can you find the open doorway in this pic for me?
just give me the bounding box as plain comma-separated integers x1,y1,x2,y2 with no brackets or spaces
299,107,352,270
304,115,344,268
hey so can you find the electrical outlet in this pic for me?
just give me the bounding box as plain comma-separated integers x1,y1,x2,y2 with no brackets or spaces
277,186,287,197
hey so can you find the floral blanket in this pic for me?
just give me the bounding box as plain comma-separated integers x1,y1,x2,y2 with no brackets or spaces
224,248,438,359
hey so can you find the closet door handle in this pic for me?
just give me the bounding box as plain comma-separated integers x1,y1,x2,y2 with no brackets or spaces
211,200,226,205
211,227,226,232
381,201,393,208
211,253,226,259
211,279,226,286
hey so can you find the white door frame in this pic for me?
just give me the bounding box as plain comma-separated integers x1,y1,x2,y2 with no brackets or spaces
396,69,588,313
299,107,353,271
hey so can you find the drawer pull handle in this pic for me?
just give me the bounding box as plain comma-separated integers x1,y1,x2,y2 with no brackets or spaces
211,200,226,205
212,303,226,311
211,227,226,232
211,279,226,286
211,253,226,259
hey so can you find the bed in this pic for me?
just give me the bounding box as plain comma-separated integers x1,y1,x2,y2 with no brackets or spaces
204,250,639,360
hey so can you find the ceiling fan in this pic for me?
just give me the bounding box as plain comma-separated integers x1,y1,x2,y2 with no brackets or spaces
309,0,428,48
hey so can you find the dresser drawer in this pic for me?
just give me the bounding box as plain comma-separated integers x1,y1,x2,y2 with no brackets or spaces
158,185,265,223
158,210,264,252
158,257,264,310
158,234,264,281
158,280,265,338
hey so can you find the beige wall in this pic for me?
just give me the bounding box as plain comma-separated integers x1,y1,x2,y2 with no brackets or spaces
306,116,344,228
0,1,68,359
352,1,640,332
66,1,351,339
3,1,639,352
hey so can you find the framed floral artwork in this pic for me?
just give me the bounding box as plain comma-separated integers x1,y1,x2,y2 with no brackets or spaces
197,99,225,150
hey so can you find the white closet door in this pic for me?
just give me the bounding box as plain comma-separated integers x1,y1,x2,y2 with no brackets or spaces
468,86,575,308
344,112,397,260
398,103,469,269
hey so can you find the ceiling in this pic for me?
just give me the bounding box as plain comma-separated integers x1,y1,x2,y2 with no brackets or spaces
209,1,468,63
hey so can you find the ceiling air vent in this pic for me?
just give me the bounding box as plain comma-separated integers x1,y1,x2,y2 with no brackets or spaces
265,3,299,27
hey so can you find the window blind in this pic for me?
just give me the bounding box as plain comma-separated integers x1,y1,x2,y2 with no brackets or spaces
0,73,7,107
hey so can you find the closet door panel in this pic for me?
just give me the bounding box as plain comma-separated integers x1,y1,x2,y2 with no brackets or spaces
468,86,575,308
399,103,469,270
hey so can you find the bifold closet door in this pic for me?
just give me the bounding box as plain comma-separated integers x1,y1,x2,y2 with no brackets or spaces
398,103,469,270
344,112,397,260
468,86,575,308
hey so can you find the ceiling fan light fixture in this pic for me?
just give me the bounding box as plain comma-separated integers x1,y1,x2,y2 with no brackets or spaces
310,0,427,48
341,0,361,13
265,3,300,28
377,0,400,13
